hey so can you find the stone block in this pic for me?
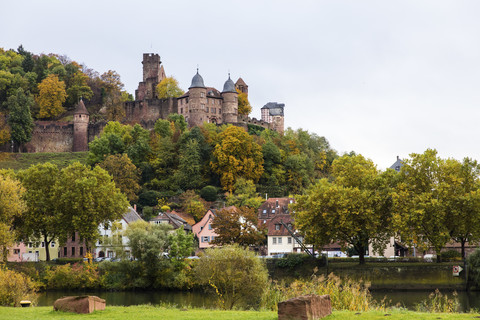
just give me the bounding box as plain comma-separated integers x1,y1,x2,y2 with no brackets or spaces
278,294,332,320
53,295,106,314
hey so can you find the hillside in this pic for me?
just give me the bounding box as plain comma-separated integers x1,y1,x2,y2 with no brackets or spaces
0,152,88,171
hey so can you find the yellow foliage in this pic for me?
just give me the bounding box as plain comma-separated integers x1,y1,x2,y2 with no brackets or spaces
36,74,66,119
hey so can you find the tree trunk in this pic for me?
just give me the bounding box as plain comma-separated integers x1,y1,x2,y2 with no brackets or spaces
44,235,50,261
461,238,466,261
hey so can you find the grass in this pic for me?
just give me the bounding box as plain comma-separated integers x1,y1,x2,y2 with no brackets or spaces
0,152,88,171
1,306,480,320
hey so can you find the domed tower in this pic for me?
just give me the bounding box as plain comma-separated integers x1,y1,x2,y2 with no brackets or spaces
73,99,89,152
221,74,238,124
188,69,207,127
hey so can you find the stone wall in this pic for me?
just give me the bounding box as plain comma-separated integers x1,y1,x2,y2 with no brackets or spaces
24,121,74,153
124,98,177,124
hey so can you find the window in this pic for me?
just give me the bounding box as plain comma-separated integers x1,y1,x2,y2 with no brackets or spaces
219,109,222,114
262,209,267,215
63,247,67,256
278,237,282,244
272,237,277,244
108,251,114,258
201,104,205,109
202,236,209,243
276,200,279,208
51,242,55,247
275,224,281,230
208,224,212,230
14,249,20,254
71,247,75,256
41,242,45,248
181,108,183,113
288,237,292,244
206,107,209,113
72,233,75,242
272,209,276,213
28,242,32,248
201,92,205,97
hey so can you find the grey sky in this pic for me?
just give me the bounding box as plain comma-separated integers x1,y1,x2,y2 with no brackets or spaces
2,0,480,169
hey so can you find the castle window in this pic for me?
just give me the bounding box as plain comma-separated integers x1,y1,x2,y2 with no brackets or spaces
181,108,183,114
219,109,222,114
201,104,205,109
201,92,205,97
206,107,209,113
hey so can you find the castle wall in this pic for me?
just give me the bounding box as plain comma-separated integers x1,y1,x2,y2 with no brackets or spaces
125,98,177,124
25,121,74,153
88,121,107,144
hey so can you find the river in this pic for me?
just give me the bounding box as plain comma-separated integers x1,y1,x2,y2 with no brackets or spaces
36,289,480,311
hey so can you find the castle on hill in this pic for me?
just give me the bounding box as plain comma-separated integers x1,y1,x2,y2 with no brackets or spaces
15,53,285,153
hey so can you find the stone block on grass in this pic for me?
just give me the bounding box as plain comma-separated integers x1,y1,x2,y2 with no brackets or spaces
278,294,331,320
53,295,105,314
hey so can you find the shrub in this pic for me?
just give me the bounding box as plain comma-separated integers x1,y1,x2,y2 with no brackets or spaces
261,272,375,312
468,248,480,288
194,245,269,310
44,261,103,290
0,267,37,306
415,289,459,313
200,185,218,202
277,253,308,269
440,250,462,261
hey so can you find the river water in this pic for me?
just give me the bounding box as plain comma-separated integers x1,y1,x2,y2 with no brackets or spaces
37,289,480,311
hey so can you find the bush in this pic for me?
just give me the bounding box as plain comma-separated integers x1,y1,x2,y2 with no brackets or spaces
277,254,309,269
0,267,37,306
44,261,103,290
440,250,462,261
194,245,269,310
200,185,218,202
468,248,480,287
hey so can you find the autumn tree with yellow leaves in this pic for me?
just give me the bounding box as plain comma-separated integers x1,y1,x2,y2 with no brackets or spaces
211,126,264,192
36,74,67,119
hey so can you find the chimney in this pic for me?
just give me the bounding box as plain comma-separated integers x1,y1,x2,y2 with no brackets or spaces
133,204,137,212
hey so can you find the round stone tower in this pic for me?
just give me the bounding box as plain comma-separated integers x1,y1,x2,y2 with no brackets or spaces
188,70,207,127
221,75,238,124
73,99,89,152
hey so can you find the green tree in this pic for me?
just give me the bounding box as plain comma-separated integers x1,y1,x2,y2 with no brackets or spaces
173,139,204,191
200,185,218,202
0,174,26,261
0,112,10,146
5,88,34,150
179,190,207,222
16,163,60,261
98,154,141,202
292,154,395,265
156,76,184,99
225,178,263,209
66,71,93,108
194,245,268,309
55,162,129,249
101,70,126,121
168,228,194,260
393,149,480,262
211,207,266,247
36,74,66,118
211,126,264,192
125,220,172,284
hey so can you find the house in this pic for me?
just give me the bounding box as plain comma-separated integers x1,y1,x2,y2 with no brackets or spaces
150,211,192,233
258,197,295,223
94,206,143,259
266,214,314,256
8,241,60,262
192,209,217,249
57,231,88,259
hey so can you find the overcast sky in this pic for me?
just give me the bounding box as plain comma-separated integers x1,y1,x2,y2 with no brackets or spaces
2,0,480,169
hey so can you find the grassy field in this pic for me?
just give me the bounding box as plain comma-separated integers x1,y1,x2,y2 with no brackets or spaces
1,306,480,320
0,152,88,171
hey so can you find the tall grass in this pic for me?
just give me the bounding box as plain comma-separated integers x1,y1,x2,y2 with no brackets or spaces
261,271,378,312
415,289,460,313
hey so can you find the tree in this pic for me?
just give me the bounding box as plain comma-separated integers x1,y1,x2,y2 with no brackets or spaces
237,89,251,116
98,154,141,202
225,178,263,209
0,174,26,261
173,139,204,191
211,126,264,192
0,112,10,146
168,228,194,260
5,88,34,149
156,76,184,99
447,158,480,258
36,74,66,118
54,162,129,249
393,150,480,261
211,207,266,247
125,220,172,284
101,70,127,121
200,185,218,202
292,154,395,265
16,163,60,261
179,190,207,222
66,71,93,108
194,245,268,309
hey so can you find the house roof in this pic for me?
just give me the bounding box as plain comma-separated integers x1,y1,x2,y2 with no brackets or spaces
235,78,247,87
267,214,294,236
390,156,403,172
122,207,143,224
222,76,236,93
258,197,295,220
151,211,192,231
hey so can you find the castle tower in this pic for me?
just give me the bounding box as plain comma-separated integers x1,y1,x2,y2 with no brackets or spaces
261,102,285,134
135,53,166,100
73,99,89,152
221,75,238,124
235,78,248,95
188,70,207,127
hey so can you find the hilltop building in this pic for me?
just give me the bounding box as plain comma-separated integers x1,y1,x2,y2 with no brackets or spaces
4,53,285,153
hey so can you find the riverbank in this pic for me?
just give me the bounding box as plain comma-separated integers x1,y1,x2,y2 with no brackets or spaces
1,306,479,320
